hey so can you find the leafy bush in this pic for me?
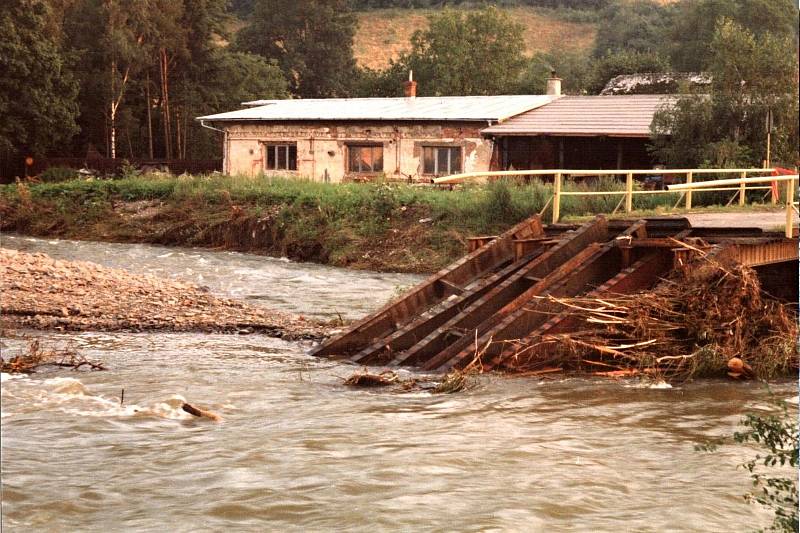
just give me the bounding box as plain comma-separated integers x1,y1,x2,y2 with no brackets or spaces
117,160,141,180
38,166,79,183
735,403,799,532
698,396,799,532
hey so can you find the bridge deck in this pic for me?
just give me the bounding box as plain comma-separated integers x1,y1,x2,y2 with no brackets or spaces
311,215,797,372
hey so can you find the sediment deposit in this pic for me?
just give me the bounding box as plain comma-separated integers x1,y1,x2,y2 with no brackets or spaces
0,248,327,339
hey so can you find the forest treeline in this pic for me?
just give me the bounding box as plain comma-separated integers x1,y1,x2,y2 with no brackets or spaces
1,0,797,167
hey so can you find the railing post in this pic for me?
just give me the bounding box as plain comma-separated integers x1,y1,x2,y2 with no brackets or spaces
786,177,795,239
625,172,633,213
685,171,693,210
738,171,746,206
552,172,562,224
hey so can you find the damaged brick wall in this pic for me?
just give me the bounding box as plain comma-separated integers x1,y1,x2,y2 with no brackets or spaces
223,121,493,182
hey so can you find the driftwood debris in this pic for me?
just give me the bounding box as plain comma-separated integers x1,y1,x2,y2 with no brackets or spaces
500,256,797,381
344,369,400,387
342,367,474,393
0,339,106,373
181,402,222,422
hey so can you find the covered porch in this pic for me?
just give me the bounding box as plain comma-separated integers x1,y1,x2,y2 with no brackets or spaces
494,135,655,171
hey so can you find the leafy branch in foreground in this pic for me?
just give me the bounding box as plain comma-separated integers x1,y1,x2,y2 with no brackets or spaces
698,396,798,532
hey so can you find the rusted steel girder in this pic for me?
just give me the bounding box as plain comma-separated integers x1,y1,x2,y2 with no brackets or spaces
723,239,798,267
310,215,544,358
438,220,648,372
389,217,610,369
489,251,674,370
350,245,549,365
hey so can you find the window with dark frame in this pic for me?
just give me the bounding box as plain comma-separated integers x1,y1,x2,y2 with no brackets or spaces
347,144,383,173
422,146,462,176
265,143,297,171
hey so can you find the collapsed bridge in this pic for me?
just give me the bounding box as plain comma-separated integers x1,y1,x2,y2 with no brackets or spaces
310,215,798,373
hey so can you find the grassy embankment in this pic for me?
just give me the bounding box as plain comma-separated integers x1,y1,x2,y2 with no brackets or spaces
0,173,738,273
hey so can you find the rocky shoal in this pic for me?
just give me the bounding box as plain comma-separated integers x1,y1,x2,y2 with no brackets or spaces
0,248,329,340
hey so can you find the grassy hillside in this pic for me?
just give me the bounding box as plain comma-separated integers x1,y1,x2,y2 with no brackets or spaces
353,7,598,69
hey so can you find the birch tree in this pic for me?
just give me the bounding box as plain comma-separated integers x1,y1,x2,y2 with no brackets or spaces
101,0,148,159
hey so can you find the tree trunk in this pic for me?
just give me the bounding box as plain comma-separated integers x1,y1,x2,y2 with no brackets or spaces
126,126,134,159
110,61,117,159
184,110,189,159
145,72,154,159
110,102,116,159
160,49,172,160
175,107,181,161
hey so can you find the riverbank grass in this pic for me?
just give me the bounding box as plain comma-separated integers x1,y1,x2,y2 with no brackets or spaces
0,173,768,272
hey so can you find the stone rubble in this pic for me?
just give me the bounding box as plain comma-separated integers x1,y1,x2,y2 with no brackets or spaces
0,248,329,340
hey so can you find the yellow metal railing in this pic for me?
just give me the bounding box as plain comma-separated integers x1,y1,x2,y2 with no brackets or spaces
668,174,799,238
433,168,781,224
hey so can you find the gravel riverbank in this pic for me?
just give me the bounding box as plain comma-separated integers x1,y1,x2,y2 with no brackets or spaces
0,248,329,339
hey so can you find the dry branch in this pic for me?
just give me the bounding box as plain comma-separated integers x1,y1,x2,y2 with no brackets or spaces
500,256,798,381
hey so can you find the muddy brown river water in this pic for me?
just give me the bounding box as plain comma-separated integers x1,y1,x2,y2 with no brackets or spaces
1,235,796,532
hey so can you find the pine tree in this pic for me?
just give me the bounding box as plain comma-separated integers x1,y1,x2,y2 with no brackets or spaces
0,0,79,157
235,0,357,98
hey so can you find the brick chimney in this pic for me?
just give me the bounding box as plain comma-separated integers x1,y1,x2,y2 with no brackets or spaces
404,70,417,98
546,70,562,96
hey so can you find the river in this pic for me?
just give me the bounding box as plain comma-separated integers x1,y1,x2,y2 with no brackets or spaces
1,236,795,532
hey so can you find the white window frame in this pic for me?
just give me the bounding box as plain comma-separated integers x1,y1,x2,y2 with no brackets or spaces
423,145,463,176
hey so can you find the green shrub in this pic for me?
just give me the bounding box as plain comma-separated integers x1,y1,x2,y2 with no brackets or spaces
38,166,79,183
117,160,141,180
697,396,798,532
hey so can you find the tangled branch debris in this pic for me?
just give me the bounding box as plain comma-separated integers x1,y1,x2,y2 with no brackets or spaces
1,339,106,373
344,369,401,387
343,367,475,393
501,257,797,381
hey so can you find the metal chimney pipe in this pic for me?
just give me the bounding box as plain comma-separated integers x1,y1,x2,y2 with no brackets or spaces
546,70,562,96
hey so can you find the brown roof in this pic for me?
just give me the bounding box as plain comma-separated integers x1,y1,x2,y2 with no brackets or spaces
482,95,676,137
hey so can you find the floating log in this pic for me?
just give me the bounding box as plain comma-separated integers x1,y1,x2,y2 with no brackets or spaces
182,403,222,422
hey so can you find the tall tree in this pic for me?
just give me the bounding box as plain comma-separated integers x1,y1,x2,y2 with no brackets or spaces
391,7,527,96
64,0,149,158
0,0,79,157
593,0,676,58
235,0,357,98
668,0,799,71
189,51,289,158
651,19,799,168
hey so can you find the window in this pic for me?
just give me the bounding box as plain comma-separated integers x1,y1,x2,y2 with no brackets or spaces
423,146,462,176
265,143,297,171
347,144,383,173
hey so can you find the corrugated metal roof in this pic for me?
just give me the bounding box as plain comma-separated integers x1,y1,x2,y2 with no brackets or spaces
197,95,558,123
482,95,676,137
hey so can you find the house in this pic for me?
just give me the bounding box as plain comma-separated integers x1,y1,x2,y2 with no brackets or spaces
197,76,675,181
197,78,556,182
483,94,676,170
